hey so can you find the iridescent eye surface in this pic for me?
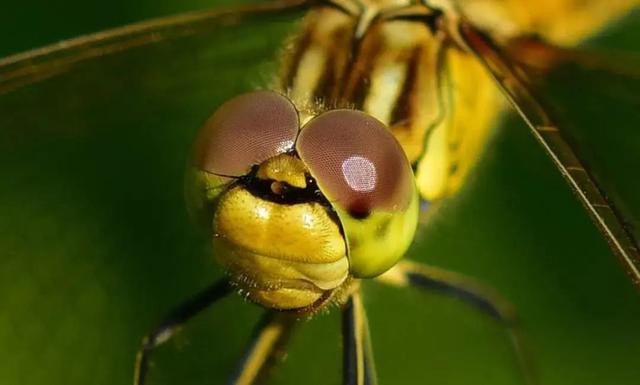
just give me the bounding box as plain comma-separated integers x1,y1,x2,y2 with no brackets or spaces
193,91,299,176
296,110,413,216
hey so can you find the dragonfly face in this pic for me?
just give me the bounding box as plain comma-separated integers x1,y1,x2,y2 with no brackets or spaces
182,0,509,313
187,90,418,310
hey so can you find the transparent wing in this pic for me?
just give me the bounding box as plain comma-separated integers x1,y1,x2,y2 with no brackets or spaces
372,14,640,379
456,17,640,288
0,4,305,385
0,0,307,94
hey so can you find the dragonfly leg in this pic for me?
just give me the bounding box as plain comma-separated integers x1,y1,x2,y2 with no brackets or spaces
226,311,298,385
342,290,378,385
376,260,538,385
133,279,233,385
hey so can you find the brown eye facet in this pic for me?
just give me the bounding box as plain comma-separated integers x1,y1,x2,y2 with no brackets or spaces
193,91,299,176
296,110,413,215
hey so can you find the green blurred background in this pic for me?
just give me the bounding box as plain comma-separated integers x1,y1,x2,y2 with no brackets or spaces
1,2,640,385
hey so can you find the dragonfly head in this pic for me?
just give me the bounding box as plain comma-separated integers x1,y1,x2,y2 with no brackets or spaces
186,91,419,311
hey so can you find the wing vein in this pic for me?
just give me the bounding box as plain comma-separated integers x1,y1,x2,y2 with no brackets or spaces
458,21,640,288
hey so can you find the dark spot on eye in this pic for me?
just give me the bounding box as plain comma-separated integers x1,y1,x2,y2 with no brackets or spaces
348,199,371,220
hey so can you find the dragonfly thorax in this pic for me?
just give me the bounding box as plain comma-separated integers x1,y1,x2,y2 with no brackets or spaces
281,1,447,164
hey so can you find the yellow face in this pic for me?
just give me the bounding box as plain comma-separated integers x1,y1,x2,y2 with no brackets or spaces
186,91,419,310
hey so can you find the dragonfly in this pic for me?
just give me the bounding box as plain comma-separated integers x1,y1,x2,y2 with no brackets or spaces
0,1,639,385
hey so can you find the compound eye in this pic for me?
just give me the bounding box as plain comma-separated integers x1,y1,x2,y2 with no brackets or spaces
193,91,299,176
296,110,413,217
